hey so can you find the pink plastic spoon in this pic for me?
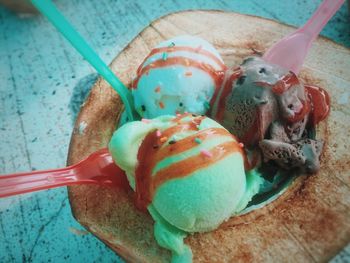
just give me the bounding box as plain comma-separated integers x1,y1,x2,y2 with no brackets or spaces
263,0,345,74
0,148,129,198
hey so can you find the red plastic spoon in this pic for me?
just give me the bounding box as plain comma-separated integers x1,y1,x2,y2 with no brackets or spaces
0,148,128,198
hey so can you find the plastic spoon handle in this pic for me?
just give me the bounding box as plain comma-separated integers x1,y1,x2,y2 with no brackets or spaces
263,0,345,74
30,0,137,121
0,166,78,198
299,0,345,37
0,149,127,198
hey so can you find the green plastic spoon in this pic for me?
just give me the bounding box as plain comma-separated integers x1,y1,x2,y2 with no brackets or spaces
31,0,137,121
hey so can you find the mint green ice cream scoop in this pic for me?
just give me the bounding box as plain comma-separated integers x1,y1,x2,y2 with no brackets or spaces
109,114,262,263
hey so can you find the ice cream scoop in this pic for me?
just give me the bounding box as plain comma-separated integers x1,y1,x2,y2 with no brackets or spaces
131,36,226,119
108,114,262,262
211,56,330,173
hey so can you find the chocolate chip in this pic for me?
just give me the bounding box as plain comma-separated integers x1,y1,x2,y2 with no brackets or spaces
153,144,159,149
179,102,183,107
237,75,246,85
169,140,176,145
259,68,266,74
141,105,146,111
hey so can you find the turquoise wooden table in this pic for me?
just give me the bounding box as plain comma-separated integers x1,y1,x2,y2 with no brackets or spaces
0,0,349,262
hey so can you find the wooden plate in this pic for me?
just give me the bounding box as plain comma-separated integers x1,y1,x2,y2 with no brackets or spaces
67,11,350,262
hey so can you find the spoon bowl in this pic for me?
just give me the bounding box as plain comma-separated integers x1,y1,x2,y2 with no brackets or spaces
263,0,345,74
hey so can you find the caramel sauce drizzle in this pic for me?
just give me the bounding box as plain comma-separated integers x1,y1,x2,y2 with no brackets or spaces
240,107,262,147
305,85,330,125
212,67,242,122
132,56,225,90
157,128,232,164
134,116,243,211
253,72,300,94
253,73,308,123
253,73,330,124
285,100,311,123
136,46,227,75
152,141,242,195
272,72,300,95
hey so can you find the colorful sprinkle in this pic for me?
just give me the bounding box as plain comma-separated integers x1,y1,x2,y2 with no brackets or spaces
169,42,175,47
194,138,202,144
154,86,161,93
191,119,198,125
238,143,244,148
153,144,159,149
185,71,192,77
156,130,162,137
160,136,168,143
141,118,151,123
159,102,165,109
202,63,211,71
162,52,168,61
176,113,181,117
201,149,213,158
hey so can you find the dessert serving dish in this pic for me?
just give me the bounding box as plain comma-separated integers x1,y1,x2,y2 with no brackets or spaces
67,11,350,263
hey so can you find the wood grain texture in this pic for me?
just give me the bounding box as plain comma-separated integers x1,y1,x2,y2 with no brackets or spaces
68,11,350,263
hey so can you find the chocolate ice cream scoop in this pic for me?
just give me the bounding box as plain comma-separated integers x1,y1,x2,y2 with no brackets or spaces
259,138,324,174
211,56,330,173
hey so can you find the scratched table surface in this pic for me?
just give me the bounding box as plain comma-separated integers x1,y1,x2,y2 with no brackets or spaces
0,0,349,262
